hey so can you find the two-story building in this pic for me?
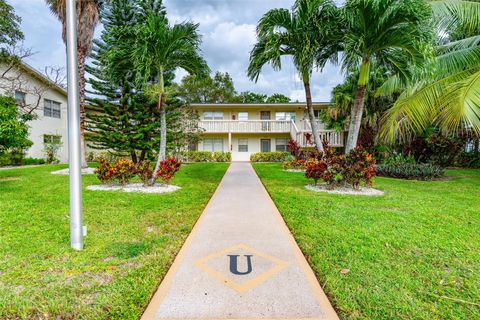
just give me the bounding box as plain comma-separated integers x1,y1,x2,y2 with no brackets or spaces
0,61,69,163
191,102,345,161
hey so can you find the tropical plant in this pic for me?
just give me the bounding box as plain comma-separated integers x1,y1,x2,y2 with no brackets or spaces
0,96,32,154
379,0,480,142
45,0,101,167
132,7,209,185
341,0,433,152
156,157,181,184
248,0,342,152
0,0,24,48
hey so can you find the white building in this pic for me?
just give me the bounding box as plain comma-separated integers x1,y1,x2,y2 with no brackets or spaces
0,61,69,163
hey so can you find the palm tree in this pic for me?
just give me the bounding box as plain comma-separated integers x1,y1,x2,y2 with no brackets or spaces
379,0,480,142
247,0,341,153
132,11,209,185
341,0,432,152
46,0,101,167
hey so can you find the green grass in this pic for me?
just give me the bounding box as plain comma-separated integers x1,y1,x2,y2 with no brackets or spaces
0,163,228,319
253,163,480,320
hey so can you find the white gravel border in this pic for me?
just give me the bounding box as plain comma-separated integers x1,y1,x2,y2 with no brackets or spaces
283,169,305,172
51,168,96,175
305,184,384,196
87,183,180,194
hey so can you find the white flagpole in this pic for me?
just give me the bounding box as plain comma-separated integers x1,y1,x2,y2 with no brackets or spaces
66,0,83,250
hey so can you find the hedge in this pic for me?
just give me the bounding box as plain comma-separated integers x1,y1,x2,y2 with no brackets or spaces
250,152,291,162
175,151,231,162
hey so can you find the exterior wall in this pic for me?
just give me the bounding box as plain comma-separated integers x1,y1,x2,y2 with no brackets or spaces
0,63,69,163
195,107,308,121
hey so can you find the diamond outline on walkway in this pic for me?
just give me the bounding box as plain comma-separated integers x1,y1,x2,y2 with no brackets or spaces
193,243,289,293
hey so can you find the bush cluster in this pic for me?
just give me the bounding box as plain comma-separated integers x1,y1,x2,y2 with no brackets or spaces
376,163,444,180
304,145,376,189
95,157,182,186
282,159,306,170
175,151,231,162
250,152,291,162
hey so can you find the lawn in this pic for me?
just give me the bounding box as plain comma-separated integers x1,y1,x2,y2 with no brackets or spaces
0,162,228,319
253,163,480,320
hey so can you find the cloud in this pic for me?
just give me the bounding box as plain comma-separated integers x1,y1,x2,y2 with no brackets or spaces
10,0,344,102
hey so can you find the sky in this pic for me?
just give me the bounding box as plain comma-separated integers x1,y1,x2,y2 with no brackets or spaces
9,0,344,102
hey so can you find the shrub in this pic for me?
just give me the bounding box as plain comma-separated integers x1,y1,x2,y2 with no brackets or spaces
156,157,182,184
43,143,62,164
287,139,301,159
455,152,480,168
24,157,46,165
250,152,291,162
112,159,137,185
95,158,137,185
305,158,328,186
376,163,444,180
213,152,231,162
282,159,306,170
345,147,376,189
136,160,153,186
95,158,115,184
383,154,416,165
0,149,26,166
175,151,231,162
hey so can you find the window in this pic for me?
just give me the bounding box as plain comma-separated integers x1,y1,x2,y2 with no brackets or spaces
15,91,26,106
43,134,62,145
237,112,248,121
44,99,61,118
314,110,322,119
238,138,248,152
275,112,296,121
203,111,224,120
276,138,288,152
203,138,223,152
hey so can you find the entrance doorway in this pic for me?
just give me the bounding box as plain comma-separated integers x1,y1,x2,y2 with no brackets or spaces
261,139,271,152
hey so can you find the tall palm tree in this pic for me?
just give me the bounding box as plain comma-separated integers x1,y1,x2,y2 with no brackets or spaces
379,0,480,142
133,11,209,185
341,0,432,152
46,0,101,167
247,0,341,153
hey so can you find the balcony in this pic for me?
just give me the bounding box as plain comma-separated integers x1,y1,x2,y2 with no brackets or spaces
199,119,346,147
199,120,291,133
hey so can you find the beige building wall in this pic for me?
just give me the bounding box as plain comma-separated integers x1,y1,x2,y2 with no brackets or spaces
0,62,69,163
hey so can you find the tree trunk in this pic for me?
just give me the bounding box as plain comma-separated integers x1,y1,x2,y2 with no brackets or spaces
345,85,367,153
304,80,324,153
131,151,138,164
77,49,88,168
345,59,370,154
139,150,146,162
150,70,166,185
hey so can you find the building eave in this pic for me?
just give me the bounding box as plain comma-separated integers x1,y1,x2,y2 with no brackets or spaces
190,102,330,109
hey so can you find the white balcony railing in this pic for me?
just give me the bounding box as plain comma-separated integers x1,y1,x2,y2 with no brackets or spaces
198,119,346,147
199,120,291,133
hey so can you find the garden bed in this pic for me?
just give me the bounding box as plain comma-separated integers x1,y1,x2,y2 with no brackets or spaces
51,167,96,175
305,184,384,196
87,183,180,194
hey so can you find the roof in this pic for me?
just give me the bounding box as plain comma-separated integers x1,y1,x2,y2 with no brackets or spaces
190,102,330,109
2,60,68,97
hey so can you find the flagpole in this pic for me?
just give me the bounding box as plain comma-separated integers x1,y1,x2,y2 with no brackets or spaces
66,0,83,250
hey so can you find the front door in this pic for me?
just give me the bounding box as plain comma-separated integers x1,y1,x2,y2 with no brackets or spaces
261,139,271,152
261,111,271,131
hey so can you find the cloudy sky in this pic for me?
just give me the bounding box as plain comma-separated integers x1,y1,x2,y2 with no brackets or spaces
9,0,344,102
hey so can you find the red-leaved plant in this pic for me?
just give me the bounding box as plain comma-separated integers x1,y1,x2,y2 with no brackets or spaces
156,157,182,184
345,147,376,189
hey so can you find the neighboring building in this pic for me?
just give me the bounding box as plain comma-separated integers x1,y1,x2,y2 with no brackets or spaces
0,61,68,162
191,102,346,161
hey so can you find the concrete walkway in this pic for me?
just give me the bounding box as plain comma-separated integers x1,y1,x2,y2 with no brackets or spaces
142,163,338,320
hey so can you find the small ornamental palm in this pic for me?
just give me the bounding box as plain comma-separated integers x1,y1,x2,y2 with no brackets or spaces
341,0,432,152
248,0,342,153
132,10,209,185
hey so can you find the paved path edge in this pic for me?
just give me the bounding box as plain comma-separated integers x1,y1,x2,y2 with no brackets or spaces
141,164,339,320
